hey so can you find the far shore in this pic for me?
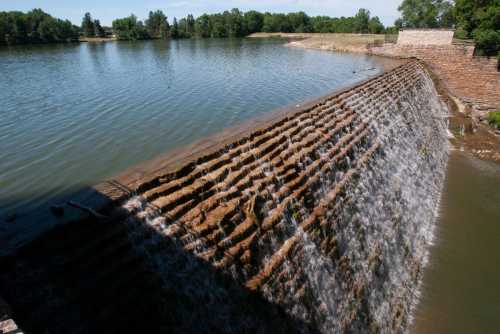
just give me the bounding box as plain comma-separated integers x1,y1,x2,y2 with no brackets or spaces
79,36,117,43
248,32,393,53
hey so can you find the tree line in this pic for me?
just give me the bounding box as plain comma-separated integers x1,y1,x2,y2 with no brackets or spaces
1,3,498,56
0,8,388,45
110,8,386,40
0,9,79,44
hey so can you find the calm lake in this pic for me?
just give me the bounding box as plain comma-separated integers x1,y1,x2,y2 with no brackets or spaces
0,38,385,220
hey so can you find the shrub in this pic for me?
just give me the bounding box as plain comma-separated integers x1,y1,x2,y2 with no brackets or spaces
487,111,500,129
473,29,500,56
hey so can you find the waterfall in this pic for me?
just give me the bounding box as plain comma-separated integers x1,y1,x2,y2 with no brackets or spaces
119,61,450,333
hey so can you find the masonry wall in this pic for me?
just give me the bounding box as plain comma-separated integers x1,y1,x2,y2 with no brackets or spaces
398,30,454,45
370,43,500,111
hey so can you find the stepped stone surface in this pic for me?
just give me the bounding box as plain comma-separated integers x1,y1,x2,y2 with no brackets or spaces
0,60,449,333
370,44,500,111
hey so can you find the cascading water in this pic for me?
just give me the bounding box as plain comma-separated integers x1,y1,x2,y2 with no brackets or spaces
118,61,449,333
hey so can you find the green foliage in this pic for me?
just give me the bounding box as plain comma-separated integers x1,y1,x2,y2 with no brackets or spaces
186,14,195,37
170,17,180,39
397,0,455,28
195,14,211,38
1,7,396,45
474,29,500,55
243,11,264,34
0,9,79,44
368,16,385,34
93,19,105,38
81,12,94,37
112,15,149,40
455,0,500,55
145,10,169,38
354,8,371,33
487,111,500,128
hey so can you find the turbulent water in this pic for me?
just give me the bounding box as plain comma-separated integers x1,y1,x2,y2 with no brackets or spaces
118,64,450,333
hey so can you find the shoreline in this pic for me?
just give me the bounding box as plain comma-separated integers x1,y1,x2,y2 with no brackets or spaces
250,33,500,164
79,37,117,43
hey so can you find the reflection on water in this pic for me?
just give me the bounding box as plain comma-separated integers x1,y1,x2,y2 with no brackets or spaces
413,151,500,333
0,38,385,219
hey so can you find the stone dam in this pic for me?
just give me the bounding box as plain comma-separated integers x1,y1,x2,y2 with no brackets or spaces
0,60,450,333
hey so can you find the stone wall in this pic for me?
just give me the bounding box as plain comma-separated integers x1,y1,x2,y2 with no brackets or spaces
397,29,454,45
370,43,500,112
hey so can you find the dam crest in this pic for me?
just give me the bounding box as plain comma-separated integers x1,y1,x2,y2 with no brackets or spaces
0,60,450,333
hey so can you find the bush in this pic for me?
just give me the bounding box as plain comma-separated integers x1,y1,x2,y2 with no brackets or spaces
487,111,500,129
473,29,500,56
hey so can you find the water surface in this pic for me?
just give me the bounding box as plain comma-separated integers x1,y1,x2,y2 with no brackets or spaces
413,151,500,333
0,38,385,220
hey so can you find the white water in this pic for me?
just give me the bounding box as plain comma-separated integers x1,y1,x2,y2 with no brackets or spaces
120,66,450,333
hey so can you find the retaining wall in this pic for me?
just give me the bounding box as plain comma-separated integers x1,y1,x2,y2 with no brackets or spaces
397,29,455,45
370,43,500,112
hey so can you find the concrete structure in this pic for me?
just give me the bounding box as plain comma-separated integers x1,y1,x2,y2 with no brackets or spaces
397,29,455,46
371,31,500,113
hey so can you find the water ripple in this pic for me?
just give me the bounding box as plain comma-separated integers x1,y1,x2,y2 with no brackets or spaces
0,38,387,217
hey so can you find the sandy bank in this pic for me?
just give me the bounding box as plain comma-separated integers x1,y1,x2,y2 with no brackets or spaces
248,32,390,53
79,37,117,43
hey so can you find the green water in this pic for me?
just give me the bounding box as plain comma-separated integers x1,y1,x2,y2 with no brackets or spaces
413,151,500,333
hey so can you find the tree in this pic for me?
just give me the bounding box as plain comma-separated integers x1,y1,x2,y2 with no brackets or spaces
244,11,264,34
437,0,455,27
368,16,385,34
353,8,371,33
178,18,188,38
0,9,78,44
287,12,311,33
112,15,149,40
262,13,291,33
398,0,439,28
195,14,211,38
186,14,195,37
170,17,179,38
224,9,244,37
211,14,227,37
93,19,105,37
82,12,94,37
145,10,169,38
455,0,500,55
38,17,56,41
397,0,455,28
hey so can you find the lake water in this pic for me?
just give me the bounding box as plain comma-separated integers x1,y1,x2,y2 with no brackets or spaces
413,151,500,333
0,38,385,220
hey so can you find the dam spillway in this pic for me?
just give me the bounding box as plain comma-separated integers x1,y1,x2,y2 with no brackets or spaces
0,60,450,333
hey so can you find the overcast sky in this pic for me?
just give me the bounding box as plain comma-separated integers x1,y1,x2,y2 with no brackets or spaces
0,0,403,27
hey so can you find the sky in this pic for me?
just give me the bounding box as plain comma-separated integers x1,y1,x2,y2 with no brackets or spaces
0,0,403,27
